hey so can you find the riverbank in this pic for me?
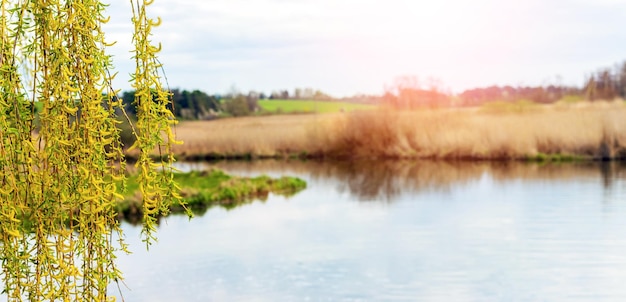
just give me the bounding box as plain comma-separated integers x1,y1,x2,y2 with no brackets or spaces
116,169,306,223
125,100,626,161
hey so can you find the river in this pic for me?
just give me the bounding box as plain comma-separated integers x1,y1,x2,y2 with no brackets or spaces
110,160,626,301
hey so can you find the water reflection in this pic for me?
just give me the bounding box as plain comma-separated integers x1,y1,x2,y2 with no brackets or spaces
112,160,626,301
183,160,626,202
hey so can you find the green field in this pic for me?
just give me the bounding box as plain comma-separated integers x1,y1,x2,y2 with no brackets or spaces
258,99,375,113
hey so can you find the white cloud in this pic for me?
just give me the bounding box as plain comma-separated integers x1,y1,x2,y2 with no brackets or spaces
102,0,626,96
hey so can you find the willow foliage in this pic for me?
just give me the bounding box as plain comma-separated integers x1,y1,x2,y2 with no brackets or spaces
0,0,185,300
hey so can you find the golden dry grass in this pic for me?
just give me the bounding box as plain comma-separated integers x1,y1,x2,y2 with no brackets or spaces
167,114,341,158
313,101,626,159
155,100,626,160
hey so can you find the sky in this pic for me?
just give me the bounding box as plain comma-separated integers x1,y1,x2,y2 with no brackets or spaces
104,0,626,97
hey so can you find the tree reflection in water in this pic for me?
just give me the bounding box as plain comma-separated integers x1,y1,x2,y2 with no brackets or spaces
206,159,626,202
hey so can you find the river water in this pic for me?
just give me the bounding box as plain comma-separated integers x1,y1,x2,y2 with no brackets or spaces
110,160,626,301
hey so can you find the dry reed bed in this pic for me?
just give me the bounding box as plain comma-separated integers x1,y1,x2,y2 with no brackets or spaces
162,101,626,160
312,101,626,159
168,114,340,158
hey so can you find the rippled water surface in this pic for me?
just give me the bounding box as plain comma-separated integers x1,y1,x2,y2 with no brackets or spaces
111,161,626,301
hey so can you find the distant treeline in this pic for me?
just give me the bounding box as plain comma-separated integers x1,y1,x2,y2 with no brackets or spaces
584,61,626,101
120,87,334,120
459,60,626,106
118,60,626,118
458,85,581,106
370,74,580,109
379,61,626,109
264,87,332,100
122,89,220,119
121,89,262,119
377,84,584,109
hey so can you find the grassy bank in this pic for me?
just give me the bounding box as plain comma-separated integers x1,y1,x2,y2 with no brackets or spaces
135,100,626,161
258,99,375,114
116,169,306,222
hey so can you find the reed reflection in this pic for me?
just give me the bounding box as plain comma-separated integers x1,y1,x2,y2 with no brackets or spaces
208,160,626,202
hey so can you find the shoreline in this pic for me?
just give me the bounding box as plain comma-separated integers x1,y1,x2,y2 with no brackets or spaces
124,151,625,163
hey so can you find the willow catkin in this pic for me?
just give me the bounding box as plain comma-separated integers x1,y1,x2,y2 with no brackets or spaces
0,0,184,300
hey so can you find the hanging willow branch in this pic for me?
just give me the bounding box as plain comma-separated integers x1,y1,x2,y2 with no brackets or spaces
128,0,186,246
0,0,185,300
